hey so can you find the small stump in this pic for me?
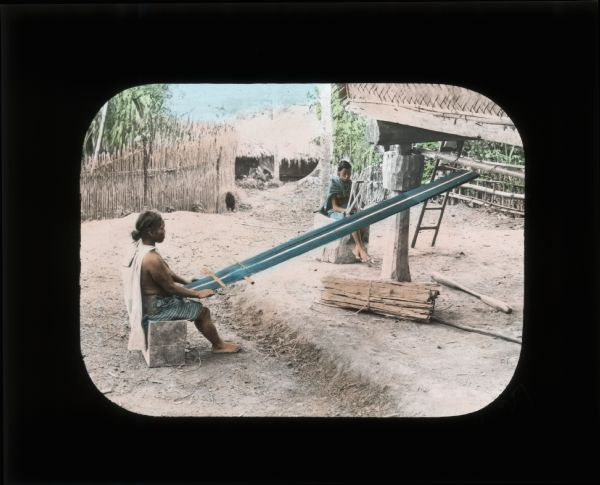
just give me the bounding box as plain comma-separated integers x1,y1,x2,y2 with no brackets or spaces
141,320,188,368
313,213,370,264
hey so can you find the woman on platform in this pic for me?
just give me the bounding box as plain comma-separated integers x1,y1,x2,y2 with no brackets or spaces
321,158,370,263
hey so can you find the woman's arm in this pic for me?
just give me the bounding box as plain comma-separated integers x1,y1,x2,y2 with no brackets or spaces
147,253,214,299
170,272,189,285
164,261,193,285
331,194,348,213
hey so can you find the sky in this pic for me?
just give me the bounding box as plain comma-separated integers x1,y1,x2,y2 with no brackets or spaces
167,83,325,121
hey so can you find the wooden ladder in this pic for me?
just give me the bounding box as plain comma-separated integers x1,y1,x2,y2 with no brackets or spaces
411,140,465,248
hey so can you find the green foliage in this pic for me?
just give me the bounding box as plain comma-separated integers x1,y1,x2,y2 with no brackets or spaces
420,159,436,182
309,84,526,185
331,84,382,173
462,140,525,166
463,140,525,187
306,86,322,121
83,84,172,157
413,141,440,151
414,142,441,182
414,140,525,184
308,84,382,174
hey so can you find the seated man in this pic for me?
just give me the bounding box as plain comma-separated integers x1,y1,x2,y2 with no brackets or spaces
123,210,240,354
320,158,370,262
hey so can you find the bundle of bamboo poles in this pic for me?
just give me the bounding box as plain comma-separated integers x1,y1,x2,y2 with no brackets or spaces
320,276,440,322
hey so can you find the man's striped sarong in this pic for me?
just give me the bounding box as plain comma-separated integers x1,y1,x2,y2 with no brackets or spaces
141,294,203,328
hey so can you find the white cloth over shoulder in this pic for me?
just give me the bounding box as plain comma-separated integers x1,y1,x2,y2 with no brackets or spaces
122,240,156,351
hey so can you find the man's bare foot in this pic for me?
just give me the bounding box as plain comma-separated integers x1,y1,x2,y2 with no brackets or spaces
352,246,362,261
212,341,241,354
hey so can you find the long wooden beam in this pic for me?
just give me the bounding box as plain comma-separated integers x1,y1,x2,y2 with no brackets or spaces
345,101,523,146
186,170,479,291
417,149,525,180
460,183,525,200
367,119,474,146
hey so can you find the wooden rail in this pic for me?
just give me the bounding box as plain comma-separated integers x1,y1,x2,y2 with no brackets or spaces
416,149,525,180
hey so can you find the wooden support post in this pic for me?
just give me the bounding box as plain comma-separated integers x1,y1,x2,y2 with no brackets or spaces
381,144,425,282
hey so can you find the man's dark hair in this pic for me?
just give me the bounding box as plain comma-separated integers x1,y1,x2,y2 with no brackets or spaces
131,210,163,241
337,158,352,173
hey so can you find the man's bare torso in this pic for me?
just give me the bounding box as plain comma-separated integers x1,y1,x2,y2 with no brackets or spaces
140,251,170,296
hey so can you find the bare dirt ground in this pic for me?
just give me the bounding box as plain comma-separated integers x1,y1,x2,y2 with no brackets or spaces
80,175,523,417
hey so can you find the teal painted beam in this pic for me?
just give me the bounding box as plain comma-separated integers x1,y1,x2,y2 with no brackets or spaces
186,169,478,291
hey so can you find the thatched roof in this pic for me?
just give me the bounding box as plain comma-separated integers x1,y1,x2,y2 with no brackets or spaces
235,142,272,159
339,83,522,146
233,105,323,160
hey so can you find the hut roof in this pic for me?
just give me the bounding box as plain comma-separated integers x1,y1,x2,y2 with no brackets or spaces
233,105,322,160
339,83,522,146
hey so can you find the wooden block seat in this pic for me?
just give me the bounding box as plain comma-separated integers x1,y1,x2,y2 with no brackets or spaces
313,213,370,264
141,319,188,368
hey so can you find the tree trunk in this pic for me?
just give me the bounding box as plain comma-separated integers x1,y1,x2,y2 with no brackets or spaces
92,102,108,171
320,84,333,201
270,95,281,182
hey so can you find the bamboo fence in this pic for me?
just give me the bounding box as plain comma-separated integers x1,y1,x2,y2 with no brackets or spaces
445,160,524,215
80,121,238,221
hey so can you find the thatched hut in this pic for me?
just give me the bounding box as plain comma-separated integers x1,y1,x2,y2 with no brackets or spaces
232,105,322,182
234,142,275,180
